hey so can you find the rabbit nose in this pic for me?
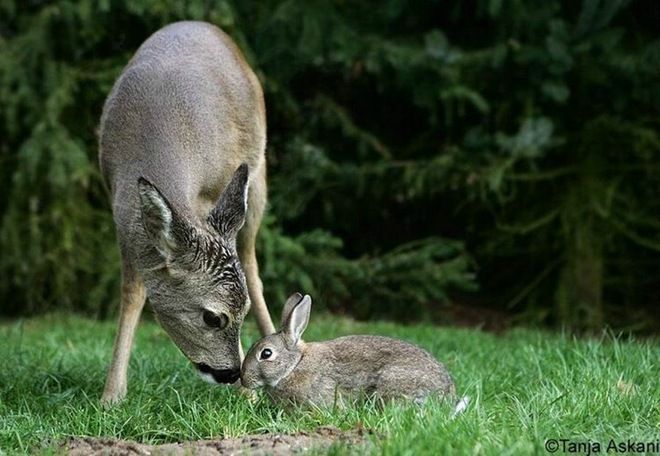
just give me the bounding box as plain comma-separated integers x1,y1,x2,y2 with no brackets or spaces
197,363,240,384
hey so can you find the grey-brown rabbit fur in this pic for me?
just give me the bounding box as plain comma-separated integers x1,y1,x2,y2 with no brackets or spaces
241,293,456,407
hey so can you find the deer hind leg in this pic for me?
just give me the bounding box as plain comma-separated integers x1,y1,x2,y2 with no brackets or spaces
238,162,275,337
101,260,146,406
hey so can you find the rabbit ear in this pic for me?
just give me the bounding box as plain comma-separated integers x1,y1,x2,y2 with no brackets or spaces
283,294,311,347
281,292,303,327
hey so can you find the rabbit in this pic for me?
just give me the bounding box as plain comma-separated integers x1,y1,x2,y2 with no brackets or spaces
241,293,456,407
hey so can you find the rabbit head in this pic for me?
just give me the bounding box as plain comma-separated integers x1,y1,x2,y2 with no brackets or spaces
241,293,311,388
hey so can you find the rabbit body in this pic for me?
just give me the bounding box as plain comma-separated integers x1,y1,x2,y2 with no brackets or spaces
241,294,455,407
271,335,455,406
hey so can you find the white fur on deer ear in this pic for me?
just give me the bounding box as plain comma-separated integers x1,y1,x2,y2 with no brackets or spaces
283,295,311,347
138,177,181,257
208,163,249,238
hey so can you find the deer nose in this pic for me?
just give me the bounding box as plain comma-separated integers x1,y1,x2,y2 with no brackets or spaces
196,363,240,384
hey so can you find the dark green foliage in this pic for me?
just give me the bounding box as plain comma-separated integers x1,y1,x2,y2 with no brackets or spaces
0,0,658,330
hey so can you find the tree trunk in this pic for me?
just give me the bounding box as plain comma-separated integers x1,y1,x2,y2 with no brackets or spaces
555,181,604,330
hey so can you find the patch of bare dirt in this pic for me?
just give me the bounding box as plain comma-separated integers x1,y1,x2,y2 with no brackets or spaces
60,426,373,455
441,301,513,333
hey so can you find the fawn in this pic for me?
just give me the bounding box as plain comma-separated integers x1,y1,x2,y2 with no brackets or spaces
98,21,274,404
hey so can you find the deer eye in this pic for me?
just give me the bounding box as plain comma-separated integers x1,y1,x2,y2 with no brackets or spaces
260,348,272,360
203,311,228,329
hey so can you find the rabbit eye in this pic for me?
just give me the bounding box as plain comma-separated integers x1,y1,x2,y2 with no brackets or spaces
260,348,272,360
203,311,228,329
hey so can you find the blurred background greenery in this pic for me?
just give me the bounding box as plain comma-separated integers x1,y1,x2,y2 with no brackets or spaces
1,0,658,332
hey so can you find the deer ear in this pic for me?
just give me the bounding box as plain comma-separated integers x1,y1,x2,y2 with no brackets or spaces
138,177,187,257
282,295,311,347
208,163,249,238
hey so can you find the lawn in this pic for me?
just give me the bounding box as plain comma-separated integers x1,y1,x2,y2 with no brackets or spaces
0,314,658,454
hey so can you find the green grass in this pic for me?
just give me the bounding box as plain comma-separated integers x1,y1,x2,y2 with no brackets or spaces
0,314,658,455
